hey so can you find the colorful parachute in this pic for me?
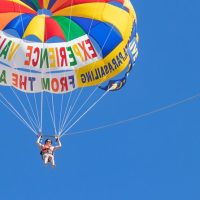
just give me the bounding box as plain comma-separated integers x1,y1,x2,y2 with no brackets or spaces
0,0,139,136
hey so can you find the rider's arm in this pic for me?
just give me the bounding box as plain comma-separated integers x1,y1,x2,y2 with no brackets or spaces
36,135,43,148
54,138,62,150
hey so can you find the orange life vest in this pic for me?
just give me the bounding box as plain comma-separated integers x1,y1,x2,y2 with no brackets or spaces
40,145,53,155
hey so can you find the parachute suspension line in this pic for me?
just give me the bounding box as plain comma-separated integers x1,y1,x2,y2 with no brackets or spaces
0,92,37,134
20,2,41,128
59,91,73,133
0,1,39,133
58,93,64,133
59,89,83,132
0,96,35,133
39,57,44,133
41,15,58,134
24,94,40,128
39,91,44,133
60,24,116,135
58,2,101,135
60,24,116,134
33,92,40,128
19,3,40,128
48,62,56,134
39,22,47,133
60,87,98,133
58,0,79,134
66,92,200,136
10,87,39,129
51,94,57,133
15,2,41,129
60,89,110,137
60,1,101,130
45,93,57,134
9,64,39,129
45,93,57,135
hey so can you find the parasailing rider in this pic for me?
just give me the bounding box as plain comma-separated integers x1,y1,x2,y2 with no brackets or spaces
36,134,62,167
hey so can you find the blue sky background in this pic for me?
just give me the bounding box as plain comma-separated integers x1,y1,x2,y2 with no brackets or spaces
1,0,200,199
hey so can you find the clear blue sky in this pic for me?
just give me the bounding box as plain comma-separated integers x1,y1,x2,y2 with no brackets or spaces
1,0,200,200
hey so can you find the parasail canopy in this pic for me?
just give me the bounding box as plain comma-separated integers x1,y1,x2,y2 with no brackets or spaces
0,0,139,136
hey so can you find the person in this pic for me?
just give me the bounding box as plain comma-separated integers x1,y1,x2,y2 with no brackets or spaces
36,134,62,167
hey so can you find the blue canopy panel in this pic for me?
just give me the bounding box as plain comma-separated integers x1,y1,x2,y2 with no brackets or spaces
3,29,21,38
19,0,38,10
108,2,129,12
48,0,57,9
4,14,34,38
23,35,41,42
46,36,65,43
70,17,123,57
